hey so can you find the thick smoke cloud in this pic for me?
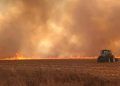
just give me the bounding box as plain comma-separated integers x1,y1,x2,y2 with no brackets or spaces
0,0,120,58
71,0,120,56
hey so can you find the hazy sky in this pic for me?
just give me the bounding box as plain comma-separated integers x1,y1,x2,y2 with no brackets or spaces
0,0,120,58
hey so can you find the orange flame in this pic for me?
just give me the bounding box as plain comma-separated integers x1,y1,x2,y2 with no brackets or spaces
15,53,26,60
3,53,32,60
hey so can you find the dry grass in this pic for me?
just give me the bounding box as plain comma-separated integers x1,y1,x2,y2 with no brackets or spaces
0,59,119,86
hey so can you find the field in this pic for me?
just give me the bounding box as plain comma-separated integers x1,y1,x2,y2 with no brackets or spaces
0,59,119,86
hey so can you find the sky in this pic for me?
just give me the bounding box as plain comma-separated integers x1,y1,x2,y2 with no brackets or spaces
0,0,120,58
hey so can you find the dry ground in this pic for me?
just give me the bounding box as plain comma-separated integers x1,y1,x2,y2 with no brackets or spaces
0,59,119,86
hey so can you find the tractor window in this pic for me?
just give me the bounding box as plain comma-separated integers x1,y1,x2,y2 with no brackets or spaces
104,51,109,55
101,50,110,56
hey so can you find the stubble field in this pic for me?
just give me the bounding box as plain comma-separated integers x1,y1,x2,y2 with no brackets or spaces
0,59,119,86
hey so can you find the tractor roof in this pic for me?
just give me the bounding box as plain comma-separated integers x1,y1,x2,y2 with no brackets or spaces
101,50,111,52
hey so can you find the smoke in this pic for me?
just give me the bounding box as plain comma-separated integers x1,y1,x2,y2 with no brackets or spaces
0,0,120,58
71,0,120,56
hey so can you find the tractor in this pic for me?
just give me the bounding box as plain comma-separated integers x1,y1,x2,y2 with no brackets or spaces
97,50,118,63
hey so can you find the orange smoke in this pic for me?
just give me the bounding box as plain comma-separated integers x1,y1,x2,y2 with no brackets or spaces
0,0,120,59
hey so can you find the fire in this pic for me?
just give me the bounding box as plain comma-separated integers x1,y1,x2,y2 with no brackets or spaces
0,53,27,60
15,53,26,60
3,53,32,60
